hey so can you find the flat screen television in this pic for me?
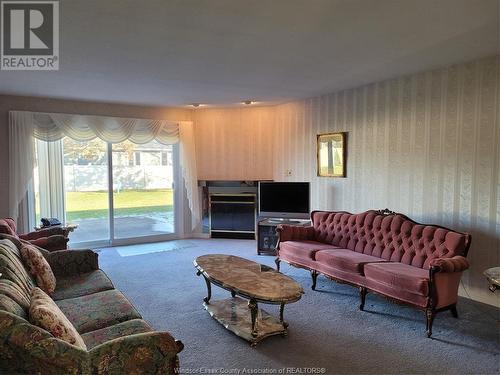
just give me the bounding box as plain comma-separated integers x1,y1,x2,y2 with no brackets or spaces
258,182,310,220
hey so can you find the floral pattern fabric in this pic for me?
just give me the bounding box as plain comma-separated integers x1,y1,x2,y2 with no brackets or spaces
29,235,69,251
81,318,152,349
20,243,56,295
56,289,142,334
0,237,182,374
52,269,114,301
89,331,183,375
1,310,182,375
0,310,89,374
29,287,87,350
46,249,99,277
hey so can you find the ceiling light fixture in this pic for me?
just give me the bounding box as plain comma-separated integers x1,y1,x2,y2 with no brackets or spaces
191,103,201,107
242,100,253,105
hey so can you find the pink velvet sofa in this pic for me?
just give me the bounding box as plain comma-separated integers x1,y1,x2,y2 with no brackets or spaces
275,209,471,337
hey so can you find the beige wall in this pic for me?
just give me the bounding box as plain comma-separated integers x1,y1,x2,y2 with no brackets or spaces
193,106,275,181
1,56,498,306
191,56,499,306
272,56,499,306
0,95,192,218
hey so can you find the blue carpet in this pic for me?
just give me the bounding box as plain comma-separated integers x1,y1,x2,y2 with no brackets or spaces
114,240,195,257
98,239,499,374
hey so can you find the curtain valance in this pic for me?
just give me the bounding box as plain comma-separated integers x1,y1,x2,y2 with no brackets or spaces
31,112,179,144
9,111,200,232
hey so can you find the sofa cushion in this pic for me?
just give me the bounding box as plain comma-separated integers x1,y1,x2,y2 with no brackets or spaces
0,294,27,319
52,270,114,301
364,262,429,296
0,279,30,310
364,277,429,308
315,249,387,274
29,287,87,350
0,268,33,299
81,319,153,350
280,240,339,261
20,244,56,295
56,289,141,334
0,240,36,292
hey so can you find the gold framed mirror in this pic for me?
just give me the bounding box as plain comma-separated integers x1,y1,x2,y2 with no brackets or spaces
317,132,347,177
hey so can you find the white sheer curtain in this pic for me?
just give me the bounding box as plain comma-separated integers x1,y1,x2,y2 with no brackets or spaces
8,111,201,232
179,121,200,230
8,111,35,229
36,139,66,221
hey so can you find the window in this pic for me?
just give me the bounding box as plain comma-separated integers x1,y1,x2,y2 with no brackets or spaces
34,138,178,246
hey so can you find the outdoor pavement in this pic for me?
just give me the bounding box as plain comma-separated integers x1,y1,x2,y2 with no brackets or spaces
69,214,174,243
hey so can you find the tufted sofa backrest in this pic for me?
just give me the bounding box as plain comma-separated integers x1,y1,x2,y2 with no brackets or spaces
311,210,471,269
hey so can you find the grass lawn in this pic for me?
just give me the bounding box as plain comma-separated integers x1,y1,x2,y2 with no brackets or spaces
64,189,173,220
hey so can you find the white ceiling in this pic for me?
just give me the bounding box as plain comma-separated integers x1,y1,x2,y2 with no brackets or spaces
0,0,498,107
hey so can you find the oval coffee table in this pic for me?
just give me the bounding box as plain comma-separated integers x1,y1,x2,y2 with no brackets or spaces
194,254,304,347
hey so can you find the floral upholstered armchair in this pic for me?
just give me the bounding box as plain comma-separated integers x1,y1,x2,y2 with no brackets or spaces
0,218,68,251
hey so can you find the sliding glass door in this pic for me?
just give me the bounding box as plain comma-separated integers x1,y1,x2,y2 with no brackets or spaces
63,138,110,244
111,140,175,240
35,137,178,246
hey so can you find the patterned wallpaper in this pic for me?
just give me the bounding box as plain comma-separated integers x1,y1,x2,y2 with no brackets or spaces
272,55,499,305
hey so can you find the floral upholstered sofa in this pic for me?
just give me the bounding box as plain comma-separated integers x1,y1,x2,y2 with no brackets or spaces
276,209,471,337
0,235,183,374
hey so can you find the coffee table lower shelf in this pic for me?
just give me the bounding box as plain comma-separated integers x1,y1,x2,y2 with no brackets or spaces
203,297,287,347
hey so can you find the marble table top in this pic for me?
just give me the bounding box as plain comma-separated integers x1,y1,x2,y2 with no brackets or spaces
484,267,500,291
194,254,304,303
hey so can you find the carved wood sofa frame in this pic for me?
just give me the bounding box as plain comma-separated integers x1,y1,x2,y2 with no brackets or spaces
274,209,472,337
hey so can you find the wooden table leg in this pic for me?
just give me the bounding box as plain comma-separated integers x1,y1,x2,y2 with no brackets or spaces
248,299,258,338
279,302,289,331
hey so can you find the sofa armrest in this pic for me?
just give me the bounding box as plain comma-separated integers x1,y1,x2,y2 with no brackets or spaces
28,235,69,251
429,256,469,273
46,249,99,277
429,256,469,309
276,225,315,243
89,331,183,375
0,311,88,374
19,226,66,240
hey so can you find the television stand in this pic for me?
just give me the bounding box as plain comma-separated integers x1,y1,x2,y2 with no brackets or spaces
257,218,311,256
265,218,302,225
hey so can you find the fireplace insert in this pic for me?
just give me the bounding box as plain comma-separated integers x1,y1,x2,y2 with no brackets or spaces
209,193,256,239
